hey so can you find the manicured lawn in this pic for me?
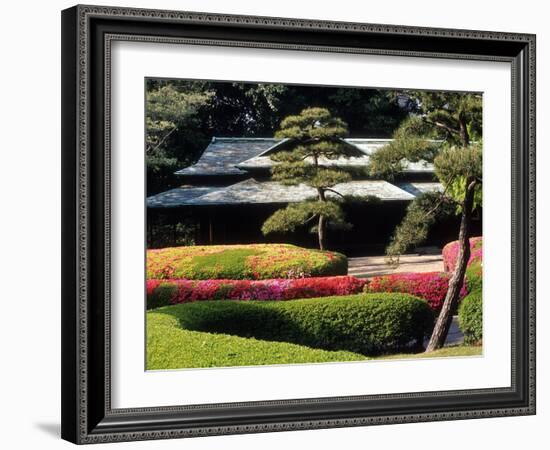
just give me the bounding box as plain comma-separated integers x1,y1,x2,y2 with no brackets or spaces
146,243,347,280
147,312,366,369
147,306,480,370
379,345,482,360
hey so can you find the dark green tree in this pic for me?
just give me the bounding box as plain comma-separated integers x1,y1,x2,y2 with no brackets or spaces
145,84,212,194
261,108,361,250
146,84,212,155
370,91,483,351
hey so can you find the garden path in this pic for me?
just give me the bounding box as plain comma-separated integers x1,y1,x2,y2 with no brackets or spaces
348,248,443,278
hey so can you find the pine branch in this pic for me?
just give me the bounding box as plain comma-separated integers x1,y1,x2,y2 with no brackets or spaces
424,118,460,136
324,188,346,199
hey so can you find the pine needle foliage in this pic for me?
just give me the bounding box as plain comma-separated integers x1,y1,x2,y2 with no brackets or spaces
370,91,483,351
262,108,359,249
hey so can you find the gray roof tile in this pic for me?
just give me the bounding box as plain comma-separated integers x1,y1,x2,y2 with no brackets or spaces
396,182,444,196
146,179,445,207
175,138,282,176
236,138,434,172
147,185,223,208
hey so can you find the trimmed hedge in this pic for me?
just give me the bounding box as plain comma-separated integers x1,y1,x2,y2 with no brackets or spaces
147,276,366,309
465,259,482,293
147,244,347,280
458,243,483,345
458,290,482,345
364,272,468,311
158,293,434,355
442,236,483,273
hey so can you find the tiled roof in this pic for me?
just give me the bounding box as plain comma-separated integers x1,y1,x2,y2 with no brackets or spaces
147,186,223,208
396,182,444,196
147,179,443,207
177,137,434,176
188,179,415,205
175,138,282,176
236,138,434,173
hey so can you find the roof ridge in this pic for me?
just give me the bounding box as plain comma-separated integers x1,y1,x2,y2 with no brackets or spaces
209,137,396,142
211,137,282,142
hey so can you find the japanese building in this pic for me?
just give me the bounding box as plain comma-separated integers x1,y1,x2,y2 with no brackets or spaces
147,137,480,254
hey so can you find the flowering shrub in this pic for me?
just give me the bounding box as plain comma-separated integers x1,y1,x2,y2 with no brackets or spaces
442,237,483,272
147,244,347,280
147,276,366,309
364,272,468,311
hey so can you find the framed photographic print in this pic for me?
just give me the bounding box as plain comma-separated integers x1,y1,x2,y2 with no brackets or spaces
61,4,536,444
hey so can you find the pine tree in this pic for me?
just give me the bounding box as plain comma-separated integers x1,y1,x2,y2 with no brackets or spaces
261,108,360,250
370,92,483,351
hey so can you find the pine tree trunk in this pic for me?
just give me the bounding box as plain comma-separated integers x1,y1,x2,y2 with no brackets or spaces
318,214,326,250
426,179,477,352
317,187,327,250
459,120,470,146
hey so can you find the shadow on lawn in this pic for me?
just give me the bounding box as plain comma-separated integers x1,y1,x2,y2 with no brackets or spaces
154,297,430,357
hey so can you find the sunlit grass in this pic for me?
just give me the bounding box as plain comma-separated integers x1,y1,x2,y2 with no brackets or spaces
147,310,481,370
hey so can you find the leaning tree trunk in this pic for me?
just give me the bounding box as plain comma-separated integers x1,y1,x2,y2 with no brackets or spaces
426,179,477,352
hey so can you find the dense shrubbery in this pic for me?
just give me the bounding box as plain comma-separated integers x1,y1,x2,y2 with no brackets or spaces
441,236,484,344
147,276,366,309
147,244,347,280
442,236,483,272
465,259,482,293
458,290,482,344
364,272,468,311
157,293,434,355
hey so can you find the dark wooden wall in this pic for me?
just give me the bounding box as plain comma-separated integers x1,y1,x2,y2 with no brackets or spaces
147,203,482,256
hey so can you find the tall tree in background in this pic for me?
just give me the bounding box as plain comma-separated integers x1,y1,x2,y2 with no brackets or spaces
146,84,212,156
145,85,212,194
145,79,409,195
370,92,482,351
262,108,361,250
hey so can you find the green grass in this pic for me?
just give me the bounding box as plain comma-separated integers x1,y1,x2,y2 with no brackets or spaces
190,248,261,279
147,312,366,369
147,305,480,370
379,345,482,360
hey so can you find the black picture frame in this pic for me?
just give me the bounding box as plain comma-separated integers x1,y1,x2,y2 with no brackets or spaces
61,4,536,444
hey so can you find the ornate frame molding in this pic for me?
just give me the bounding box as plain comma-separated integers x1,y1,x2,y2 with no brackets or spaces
61,5,536,444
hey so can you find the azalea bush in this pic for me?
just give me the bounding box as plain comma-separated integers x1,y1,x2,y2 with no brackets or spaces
442,236,483,272
147,276,366,309
161,293,434,355
146,243,347,280
364,272,468,311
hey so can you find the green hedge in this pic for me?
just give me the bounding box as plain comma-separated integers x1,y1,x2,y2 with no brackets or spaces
458,290,482,345
465,259,482,293
158,293,434,355
147,244,348,280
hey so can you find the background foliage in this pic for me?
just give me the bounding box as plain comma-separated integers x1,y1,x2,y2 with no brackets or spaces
145,79,408,195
